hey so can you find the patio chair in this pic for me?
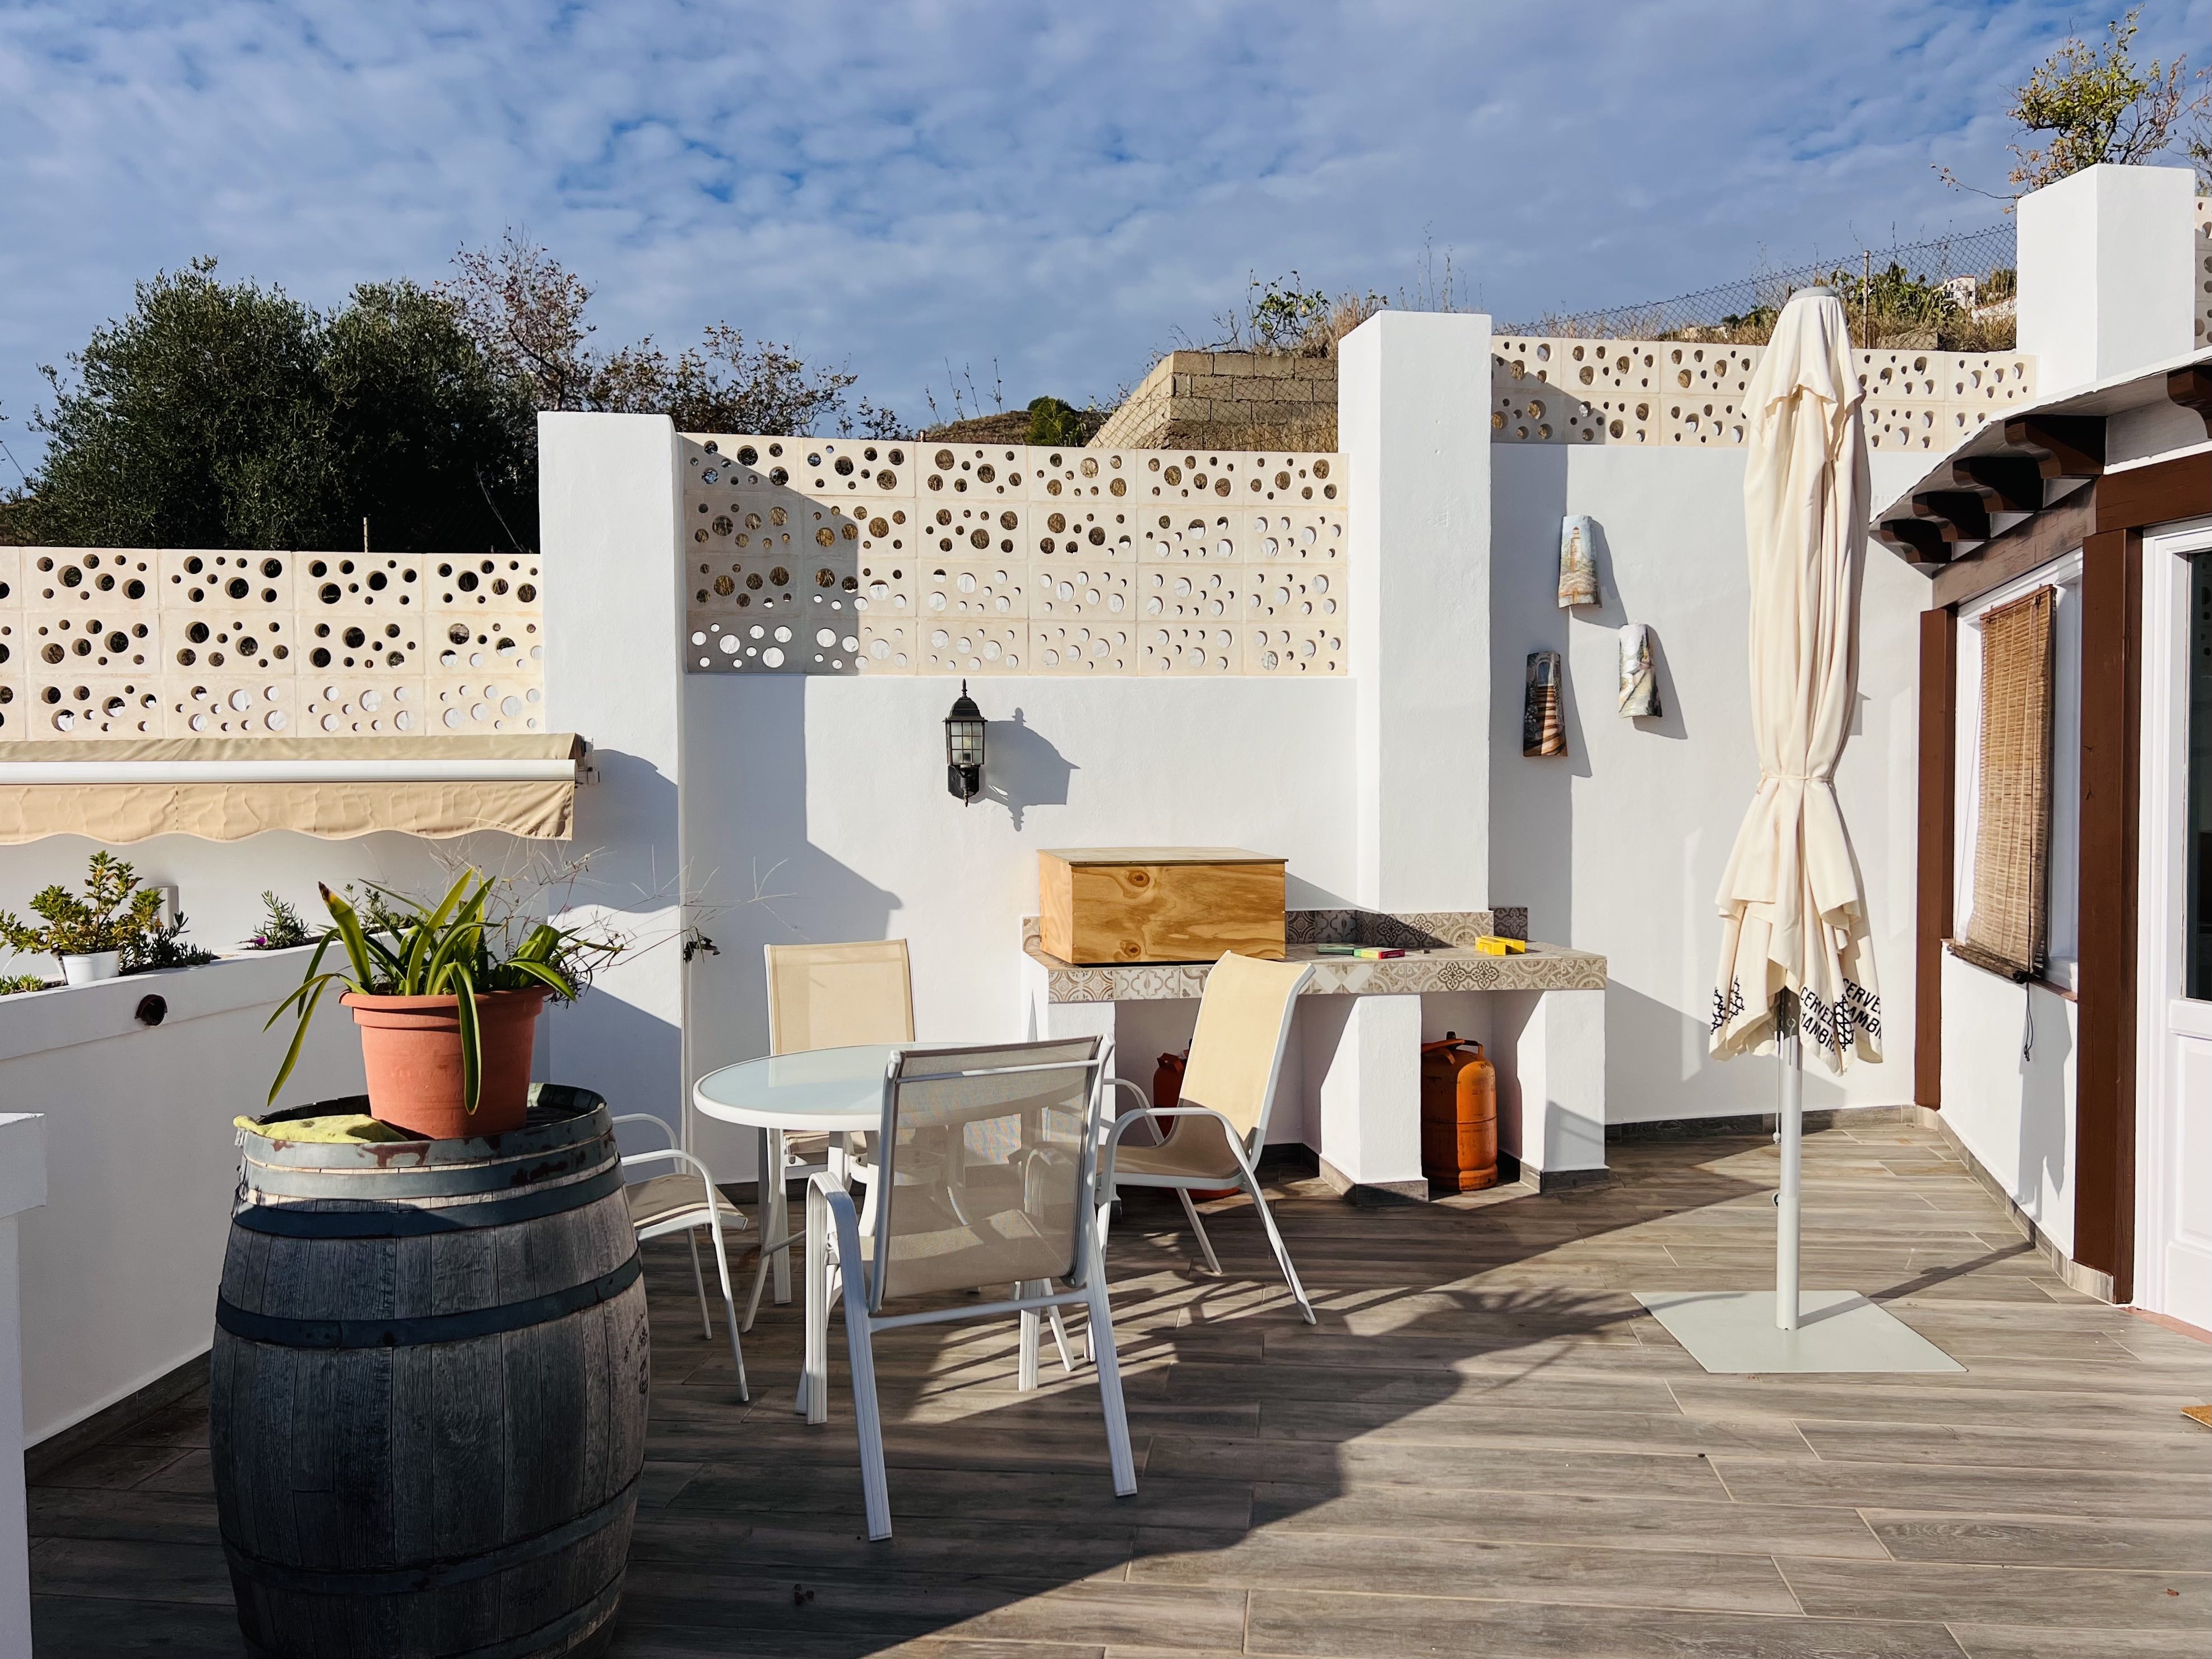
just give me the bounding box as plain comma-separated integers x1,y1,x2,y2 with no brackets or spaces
750,939,915,1327
1098,952,1318,1323
614,1112,750,1400
801,1037,1135,1540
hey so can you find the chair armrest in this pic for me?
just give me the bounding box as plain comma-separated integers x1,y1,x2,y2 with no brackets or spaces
612,1112,677,1150
1096,1103,1246,1196
806,1171,870,1308
1102,1077,1154,1114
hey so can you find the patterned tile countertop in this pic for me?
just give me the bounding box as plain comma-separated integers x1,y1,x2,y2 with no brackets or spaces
1023,910,1606,1004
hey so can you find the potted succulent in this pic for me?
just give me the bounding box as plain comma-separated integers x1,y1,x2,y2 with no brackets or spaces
0,851,166,985
266,869,620,1138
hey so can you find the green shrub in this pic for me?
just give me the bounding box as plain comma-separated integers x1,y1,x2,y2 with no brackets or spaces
0,851,165,960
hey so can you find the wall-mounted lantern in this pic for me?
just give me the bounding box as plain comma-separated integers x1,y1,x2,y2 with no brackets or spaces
944,682,986,804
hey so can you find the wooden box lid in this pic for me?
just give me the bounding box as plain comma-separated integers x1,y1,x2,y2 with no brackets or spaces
1038,847,1284,866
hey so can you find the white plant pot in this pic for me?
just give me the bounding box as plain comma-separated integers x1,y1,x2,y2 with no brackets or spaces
59,951,122,986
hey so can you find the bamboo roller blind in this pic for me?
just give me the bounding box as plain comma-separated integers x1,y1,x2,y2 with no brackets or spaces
1956,586,2057,981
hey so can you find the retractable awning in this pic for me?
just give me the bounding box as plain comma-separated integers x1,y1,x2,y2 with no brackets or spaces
0,734,585,844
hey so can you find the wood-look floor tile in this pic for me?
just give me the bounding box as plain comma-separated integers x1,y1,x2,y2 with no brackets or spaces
1128,1527,1802,1613
1241,1589,1970,1657
28,1538,232,1607
1250,1482,1886,1558
1777,1556,2208,1629
1710,1456,2210,1519
1945,1625,2212,1657
1259,1398,1816,1457
1864,1511,2212,1571
1792,1420,2212,1473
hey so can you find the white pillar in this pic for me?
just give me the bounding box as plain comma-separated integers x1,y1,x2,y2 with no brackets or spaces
1338,312,1495,912
537,413,689,1147
1505,988,1606,1183
2017,163,2199,393
0,1113,47,1659
1315,994,1426,1201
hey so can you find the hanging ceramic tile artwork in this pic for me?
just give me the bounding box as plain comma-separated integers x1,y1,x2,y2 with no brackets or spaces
1556,515,1598,608
1523,650,1566,756
1619,623,1660,716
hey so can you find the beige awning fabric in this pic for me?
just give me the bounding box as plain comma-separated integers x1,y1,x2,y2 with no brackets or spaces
0,734,583,844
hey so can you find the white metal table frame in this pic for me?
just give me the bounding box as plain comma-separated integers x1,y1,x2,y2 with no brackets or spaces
692,1046,897,1329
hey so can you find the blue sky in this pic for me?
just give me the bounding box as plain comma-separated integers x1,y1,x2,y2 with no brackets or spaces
1,1,2206,465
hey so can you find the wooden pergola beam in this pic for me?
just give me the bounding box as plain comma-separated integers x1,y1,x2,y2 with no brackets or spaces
1911,490,1992,543
2002,415,2105,481
1951,453,2043,515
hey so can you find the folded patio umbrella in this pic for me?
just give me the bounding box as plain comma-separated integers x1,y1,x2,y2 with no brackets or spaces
1710,289,1882,1073
1708,287,1882,1335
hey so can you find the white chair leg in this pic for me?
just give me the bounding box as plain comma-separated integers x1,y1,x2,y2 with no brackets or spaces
769,1128,794,1305
1177,1188,1224,1275
1238,1165,1315,1325
1017,1282,1041,1392
1047,1306,1078,1373
686,1230,713,1340
1086,1275,1137,1498
704,1218,749,1402
744,1128,775,1331
802,1183,831,1423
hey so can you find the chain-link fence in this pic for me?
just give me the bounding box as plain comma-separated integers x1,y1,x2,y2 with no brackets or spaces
1501,221,2019,348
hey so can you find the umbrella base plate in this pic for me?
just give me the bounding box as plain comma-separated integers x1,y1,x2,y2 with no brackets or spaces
1635,1290,1964,1374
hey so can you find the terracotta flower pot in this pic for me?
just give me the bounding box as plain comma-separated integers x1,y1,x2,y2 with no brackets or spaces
341,988,548,1138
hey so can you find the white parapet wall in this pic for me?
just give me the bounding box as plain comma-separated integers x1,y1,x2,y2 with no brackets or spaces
5,951,370,1448
540,317,1946,1171
2018,163,2200,395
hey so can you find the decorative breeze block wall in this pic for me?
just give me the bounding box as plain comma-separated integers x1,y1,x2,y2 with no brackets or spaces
679,435,1347,677
1491,339,2037,452
2197,195,2211,347
0,546,544,740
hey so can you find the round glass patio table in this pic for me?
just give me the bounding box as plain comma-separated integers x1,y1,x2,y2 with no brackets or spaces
692,1043,897,1134
692,1045,897,1403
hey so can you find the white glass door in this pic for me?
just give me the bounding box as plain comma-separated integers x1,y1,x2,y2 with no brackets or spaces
2140,529,2212,1328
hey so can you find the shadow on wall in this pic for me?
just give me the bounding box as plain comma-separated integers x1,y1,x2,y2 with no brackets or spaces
983,709,1077,831
683,675,903,1073
1574,526,1690,745
2017,980,2072,1224
1494,444,1574,944
1604,980,1858,1123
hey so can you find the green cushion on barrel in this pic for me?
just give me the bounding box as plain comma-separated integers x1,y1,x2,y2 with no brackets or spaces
230,1113,412,1143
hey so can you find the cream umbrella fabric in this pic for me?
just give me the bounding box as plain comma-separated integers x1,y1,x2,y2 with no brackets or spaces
1710,290,1882,1073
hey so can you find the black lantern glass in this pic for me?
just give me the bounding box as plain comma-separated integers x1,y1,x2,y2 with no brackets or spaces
945,682,985,804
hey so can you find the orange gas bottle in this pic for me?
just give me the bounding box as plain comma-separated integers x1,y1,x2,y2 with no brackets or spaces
1420,1032,1498,1192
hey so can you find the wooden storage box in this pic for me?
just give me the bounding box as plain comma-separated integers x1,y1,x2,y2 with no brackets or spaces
1038,847,1286,965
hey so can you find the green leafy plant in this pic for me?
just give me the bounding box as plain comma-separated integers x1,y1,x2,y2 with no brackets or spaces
123,912,219,973
0,851,165,961
244,891,315,951
0,973,50,996
266,868,622,1110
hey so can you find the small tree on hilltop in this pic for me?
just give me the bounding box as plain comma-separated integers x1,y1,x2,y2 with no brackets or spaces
440,233,899,436
1942,10,2209,200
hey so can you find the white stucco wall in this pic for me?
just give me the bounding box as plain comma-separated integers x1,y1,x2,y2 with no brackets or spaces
677,671,1358,1175
1488,443,1931,1122
1939,958,2078,1254
2017,163,2199,396
4,952,370,1445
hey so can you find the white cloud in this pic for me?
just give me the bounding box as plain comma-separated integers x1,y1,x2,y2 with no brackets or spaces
1,0,2204,467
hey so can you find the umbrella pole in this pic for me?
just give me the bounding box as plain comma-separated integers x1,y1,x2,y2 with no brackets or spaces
1775,990,1802,1331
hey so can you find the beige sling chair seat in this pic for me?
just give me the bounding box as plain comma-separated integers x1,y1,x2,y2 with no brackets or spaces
752,940,915,1328
802,1037,1135,1540
1098,953,1318,1324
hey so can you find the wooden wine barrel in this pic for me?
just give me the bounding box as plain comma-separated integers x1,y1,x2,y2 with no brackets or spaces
211,1085,647,1659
